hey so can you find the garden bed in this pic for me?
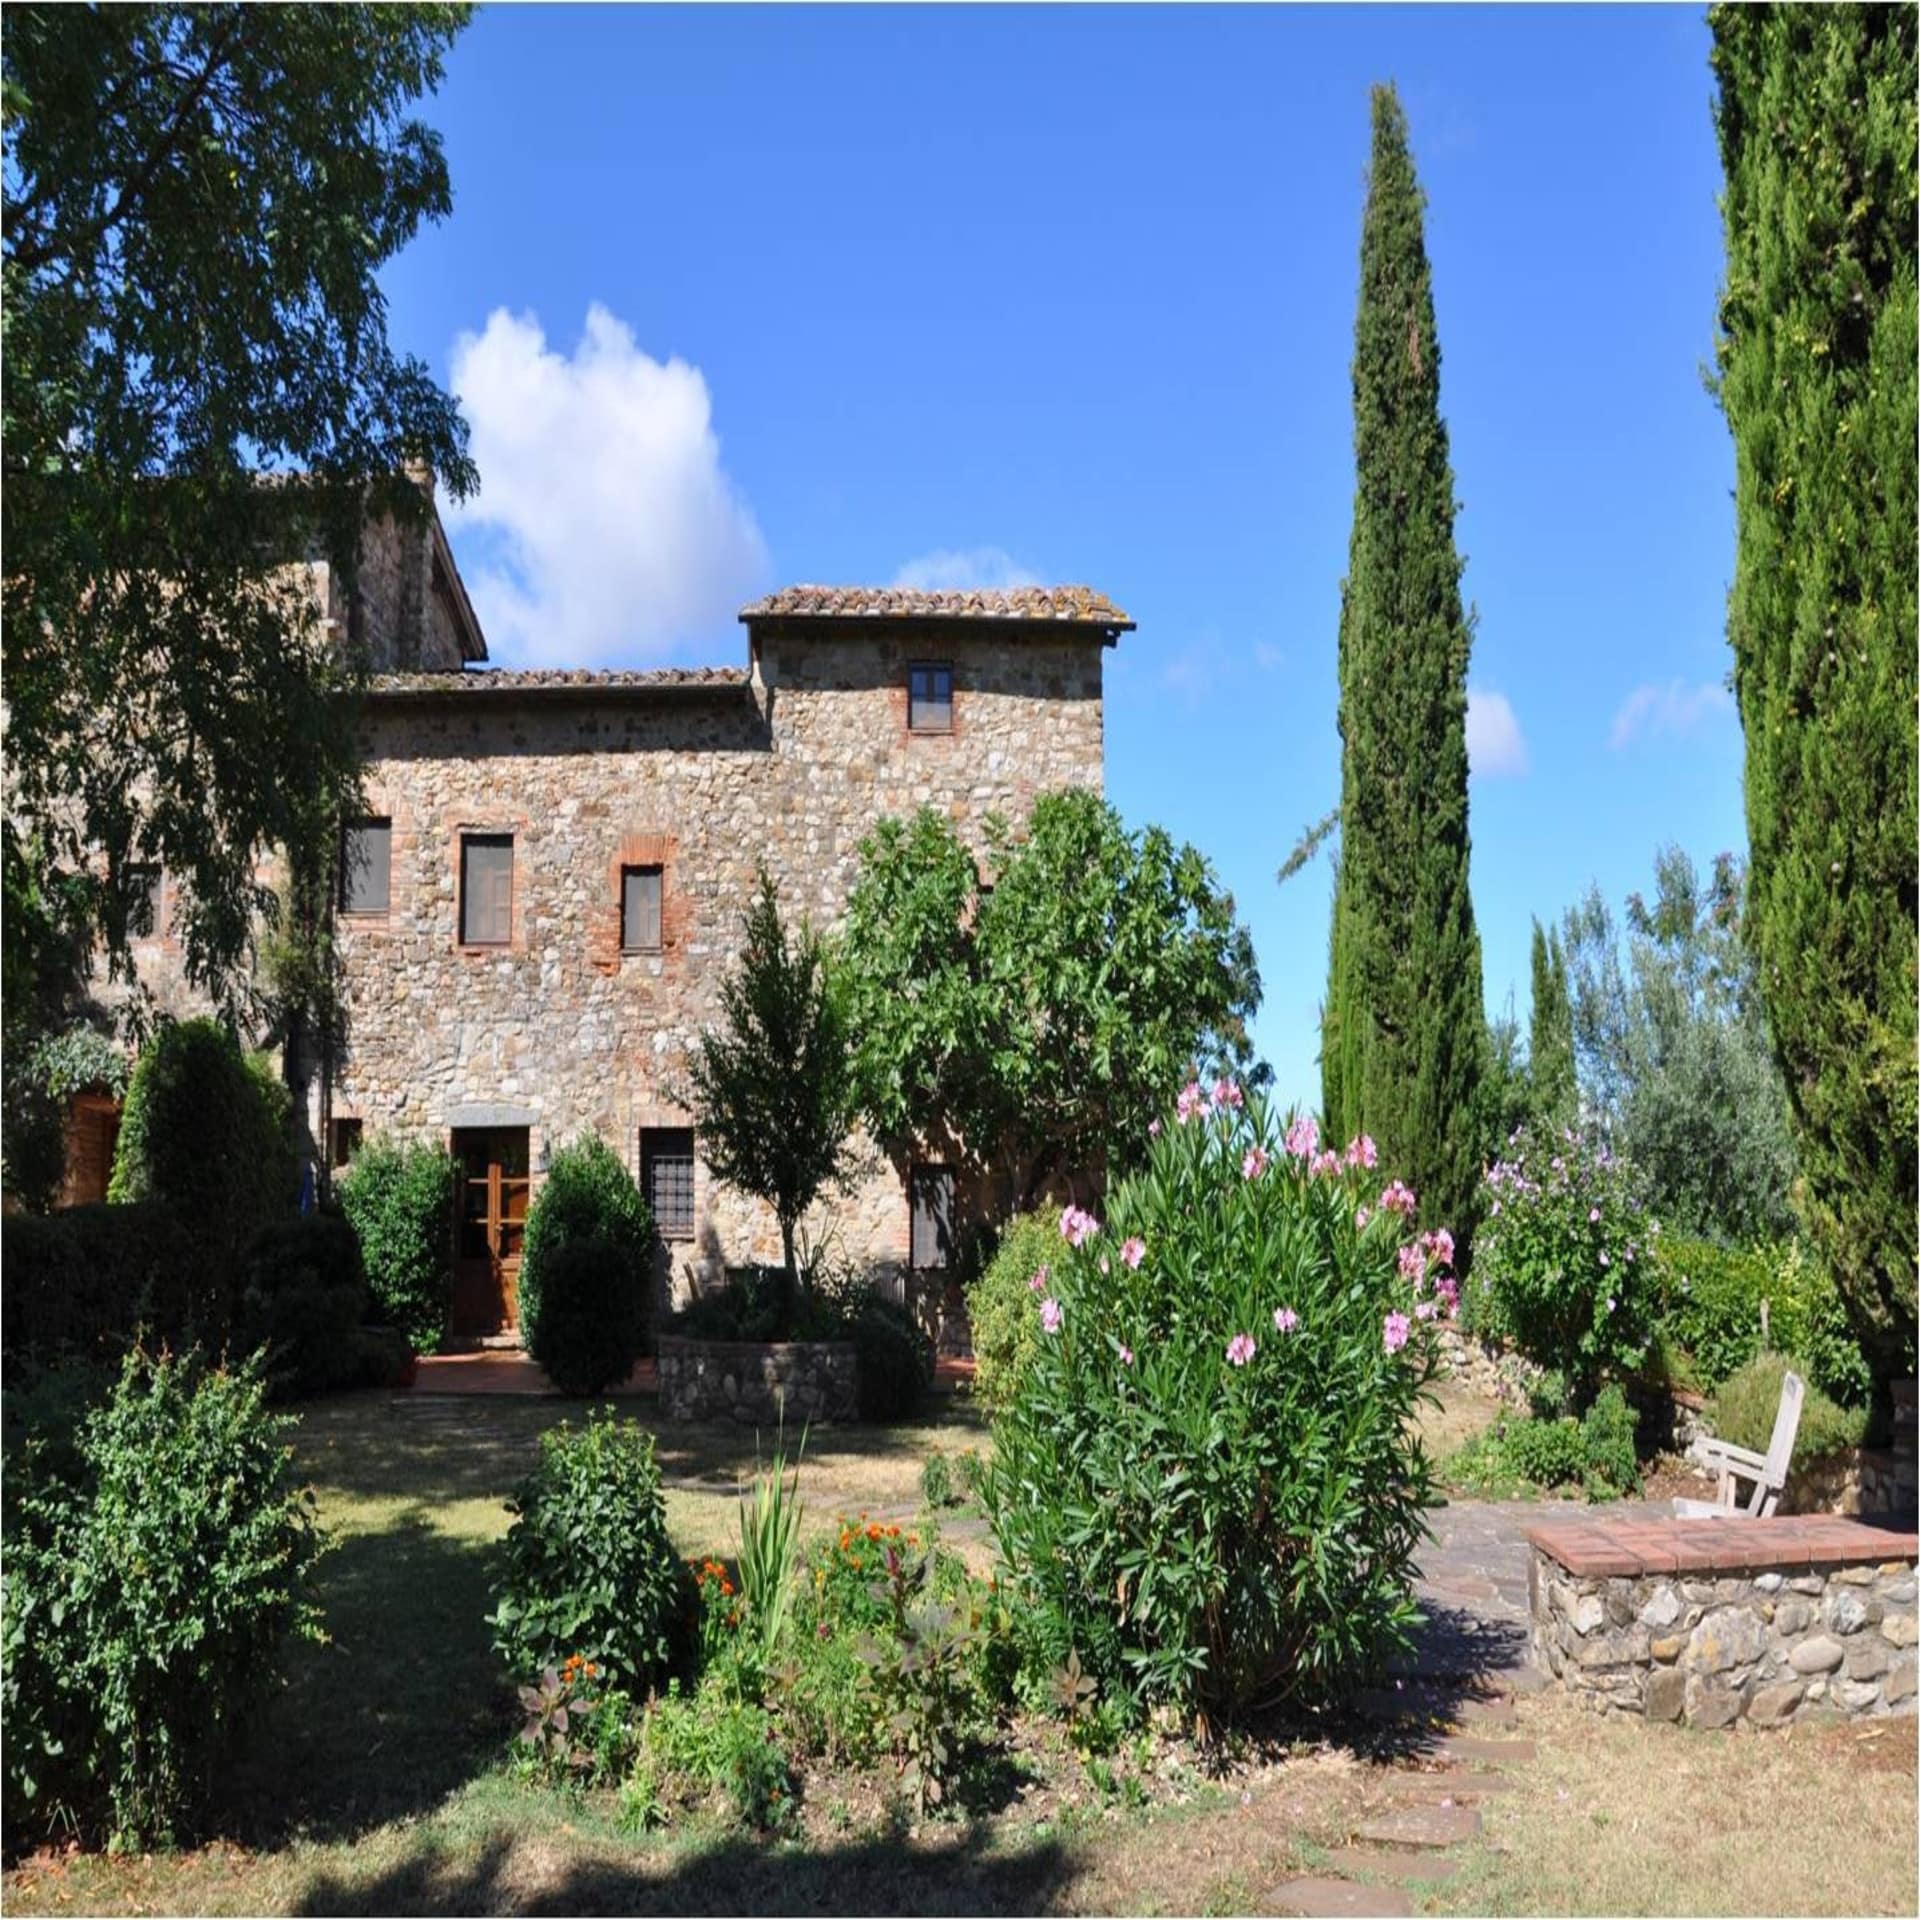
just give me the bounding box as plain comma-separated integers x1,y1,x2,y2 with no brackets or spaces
655,1333,858,1426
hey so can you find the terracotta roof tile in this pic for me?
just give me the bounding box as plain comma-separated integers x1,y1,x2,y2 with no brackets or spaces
740,584,1134,629
368,667,751,697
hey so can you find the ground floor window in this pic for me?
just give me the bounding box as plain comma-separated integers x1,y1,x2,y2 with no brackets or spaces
910,1163,954,1270
329,1116,364,1167
642,1127,696,1240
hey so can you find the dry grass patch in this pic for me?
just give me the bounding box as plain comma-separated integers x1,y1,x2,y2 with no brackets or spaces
1437,1688,1918,1917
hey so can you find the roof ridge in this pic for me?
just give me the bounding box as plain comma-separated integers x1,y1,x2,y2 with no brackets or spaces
740,584,1133,627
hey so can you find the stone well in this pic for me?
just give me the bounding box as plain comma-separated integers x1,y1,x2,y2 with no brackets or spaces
1528,1510,1917,1729
656,1333,858,1426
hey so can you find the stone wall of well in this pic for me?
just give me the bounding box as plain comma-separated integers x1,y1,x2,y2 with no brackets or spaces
657,1334,858,1426
1531,1548,1916,1728
330,627,1106,1309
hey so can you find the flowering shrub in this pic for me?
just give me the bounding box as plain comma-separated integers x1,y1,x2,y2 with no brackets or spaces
1472,1123,1658,1408
985,1084,1442,1727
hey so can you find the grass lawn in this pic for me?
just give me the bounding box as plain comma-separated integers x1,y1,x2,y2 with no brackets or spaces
4,1383,1913,1916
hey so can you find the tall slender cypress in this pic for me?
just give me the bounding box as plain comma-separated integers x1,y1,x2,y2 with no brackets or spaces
1711,6,1917,1385
1323,84,1485,1237
1527,919,1577,1131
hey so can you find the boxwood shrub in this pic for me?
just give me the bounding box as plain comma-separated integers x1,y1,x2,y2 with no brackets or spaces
519,1136,654,1386
987,1085,1443,1727
527,1234,649,1397
337,1138,460,1354
965,1210,1057,1416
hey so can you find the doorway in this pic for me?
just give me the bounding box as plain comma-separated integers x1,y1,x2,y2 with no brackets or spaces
451,1126,531,1336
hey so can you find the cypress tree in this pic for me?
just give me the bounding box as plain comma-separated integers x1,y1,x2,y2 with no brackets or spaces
1710,6,1917,1386
1527,919,1577,1131
1323,83,1485,1237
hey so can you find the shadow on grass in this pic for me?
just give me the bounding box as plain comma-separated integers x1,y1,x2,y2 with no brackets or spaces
290,1820,1082,1918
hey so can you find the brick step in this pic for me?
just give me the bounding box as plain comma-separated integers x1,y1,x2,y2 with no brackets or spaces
1268,1876,1414,1917
1353,1803,1482,1849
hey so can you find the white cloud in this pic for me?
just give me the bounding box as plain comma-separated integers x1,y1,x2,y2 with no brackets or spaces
1608,678,1734,751
1466,688,1529,778
445,304,768,666
891,546,1041,592
1253,641,1285,673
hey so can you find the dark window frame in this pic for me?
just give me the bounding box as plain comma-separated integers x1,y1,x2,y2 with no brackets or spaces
459,832,515,947
910,1162,955,1271
122,863,164,939
621,864,664,953
908,661,954,734
329,1117,364,1168
340,817,392,916
641,1127,696,1242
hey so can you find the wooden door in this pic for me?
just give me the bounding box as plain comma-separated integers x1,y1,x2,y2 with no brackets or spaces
451,1128,530,1335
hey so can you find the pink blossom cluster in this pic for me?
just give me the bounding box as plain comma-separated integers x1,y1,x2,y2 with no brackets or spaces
1058,1205,1100,1247
1174,1077,1245,1125
1284,1114,1319,1159
1120,1236,1146,1270
1225,1333,1257,1367
1382,1311,1411,1355
1242,1145,1270,1181
1344,1134,1379,1170
1028,1263,1050,1294
1039,1297,1063,1334
1377,1180,1417,1219
1308,1148,1342,1178
1272,1306,1299,1335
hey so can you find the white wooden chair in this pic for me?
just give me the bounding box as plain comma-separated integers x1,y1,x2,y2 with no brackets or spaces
1673,1368,1804,1518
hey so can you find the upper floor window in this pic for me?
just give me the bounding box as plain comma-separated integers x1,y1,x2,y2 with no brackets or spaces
910,1163,954,1270
642,1127,696,1241
460,833,514,946
908,662,953,733
122,863,163,939
340,818,391,915
622,865,663,952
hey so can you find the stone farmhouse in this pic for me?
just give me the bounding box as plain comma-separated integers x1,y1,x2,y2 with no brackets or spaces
79,481,1132,1341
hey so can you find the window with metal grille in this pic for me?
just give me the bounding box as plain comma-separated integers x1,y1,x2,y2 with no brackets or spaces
460,833,513,945
642,1127,696,1240
622,865,663,951
910,1164,954,1270
340,818,391,914
908,662,953,733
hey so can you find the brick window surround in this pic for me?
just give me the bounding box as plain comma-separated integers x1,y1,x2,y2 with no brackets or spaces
456,829,518,949
622,865,663,952
908,662,954,733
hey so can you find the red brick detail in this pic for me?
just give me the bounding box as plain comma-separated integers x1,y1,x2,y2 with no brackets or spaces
590,832,683,976
1526,1513,1919,1580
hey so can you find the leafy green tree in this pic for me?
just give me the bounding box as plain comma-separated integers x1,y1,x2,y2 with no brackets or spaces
689,869,859,1312
1562,848,1799,1247
841,790,1261,1207
1322,84,1486,1238
2,5,476,1018
1709,3,1917,1386
1527,920,1577,1131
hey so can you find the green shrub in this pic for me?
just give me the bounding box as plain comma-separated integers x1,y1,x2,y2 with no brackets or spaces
2,1350,326,1849
988,1087,1442,1726
1499,1415,1587,1488
236,1211,369,1399
352,1323,417,1390
1,1203,211,1381
1473,1124,1659,1407
921,1449,955,1510
630,1685,794,1832
488,1411,686,1693
337,1139,459,1354
107,1020,297,1294
966,1210,1057,1416
844,1292,934,1421
518,1136,653,1382
1579,1384,1642,1498
1707,1350,1867,1468
1655,1236,1871,1406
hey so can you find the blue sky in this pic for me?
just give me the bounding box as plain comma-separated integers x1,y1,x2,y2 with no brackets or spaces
382,3,1749,1105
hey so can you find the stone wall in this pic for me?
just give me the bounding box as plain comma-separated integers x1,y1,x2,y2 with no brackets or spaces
1529,1514,1917,1729
1781,1446,1920,1519
657,1333,858,1426
1434,1326,1543,1408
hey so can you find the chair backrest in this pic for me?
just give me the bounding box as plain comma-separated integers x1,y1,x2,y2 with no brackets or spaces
1764,1369,1806,1489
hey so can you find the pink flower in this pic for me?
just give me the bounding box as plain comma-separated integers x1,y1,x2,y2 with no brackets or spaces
1242,1145,1270,1181
1355,1205,1372,1231
1099,1254,1110,1274
1422,1227,1455,1269
1039,1297,1063,1334
1212,1077,1244,1111
1382,1311,1411,1355
1344,1134,1379,1170
1284,1113,1320,1159
1309,1148,1342,1178
1149,1118,1163,1138
1175,1082,1206,1126
1118,1344,1134,1367
1028,1264,1050,1294
1398,1242,1427,1286
1435,1276,1460,1321
1121,1236,1146,1270
1598,1250,1610,1268
1378,1180,1417,1219
1273,1306,1299,1334
1059,1205,1100,1247
1225,1333,1257,1367
1589,1206,1602,1223
1605,1296,1617,1315
1415,1300,1437,1321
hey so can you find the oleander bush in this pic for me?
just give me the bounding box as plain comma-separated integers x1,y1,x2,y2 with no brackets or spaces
1471,1123,1658,1408
337,1139,460,1354
488,1411,686,1693
986,1081,1444,1727
965,1209,1058,1415
1707,1350,1867,1468
2,1349,326,1850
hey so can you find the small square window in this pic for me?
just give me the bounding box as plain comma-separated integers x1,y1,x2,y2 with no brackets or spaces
910,1164,954,1270
122,864,163,939
330,1117,364,1167
642,1128,695,1241
622,865,663,952
460,834,513,946
341,818,391,914
909,662,953,733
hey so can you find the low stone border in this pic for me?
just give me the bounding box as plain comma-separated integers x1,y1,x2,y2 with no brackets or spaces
1527,1512,1917,1728
1780,1445,1918,1517
656,1333,858,1426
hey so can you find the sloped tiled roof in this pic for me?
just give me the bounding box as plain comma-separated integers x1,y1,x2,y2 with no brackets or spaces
740,585,1134,629
368,666,751,697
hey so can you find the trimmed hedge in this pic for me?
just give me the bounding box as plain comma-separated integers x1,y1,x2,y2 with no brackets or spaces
236,1212,370,1398
964,1210,1056,1416
527,1234,648,1397
337,1139,459,1354
1707,1350,1867,1468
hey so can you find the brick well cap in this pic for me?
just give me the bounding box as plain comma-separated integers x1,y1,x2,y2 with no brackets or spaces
740,584,1135,632
1526,1511,1918,1580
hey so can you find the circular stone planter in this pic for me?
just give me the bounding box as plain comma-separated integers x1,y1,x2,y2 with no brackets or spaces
656,1333,859,1426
